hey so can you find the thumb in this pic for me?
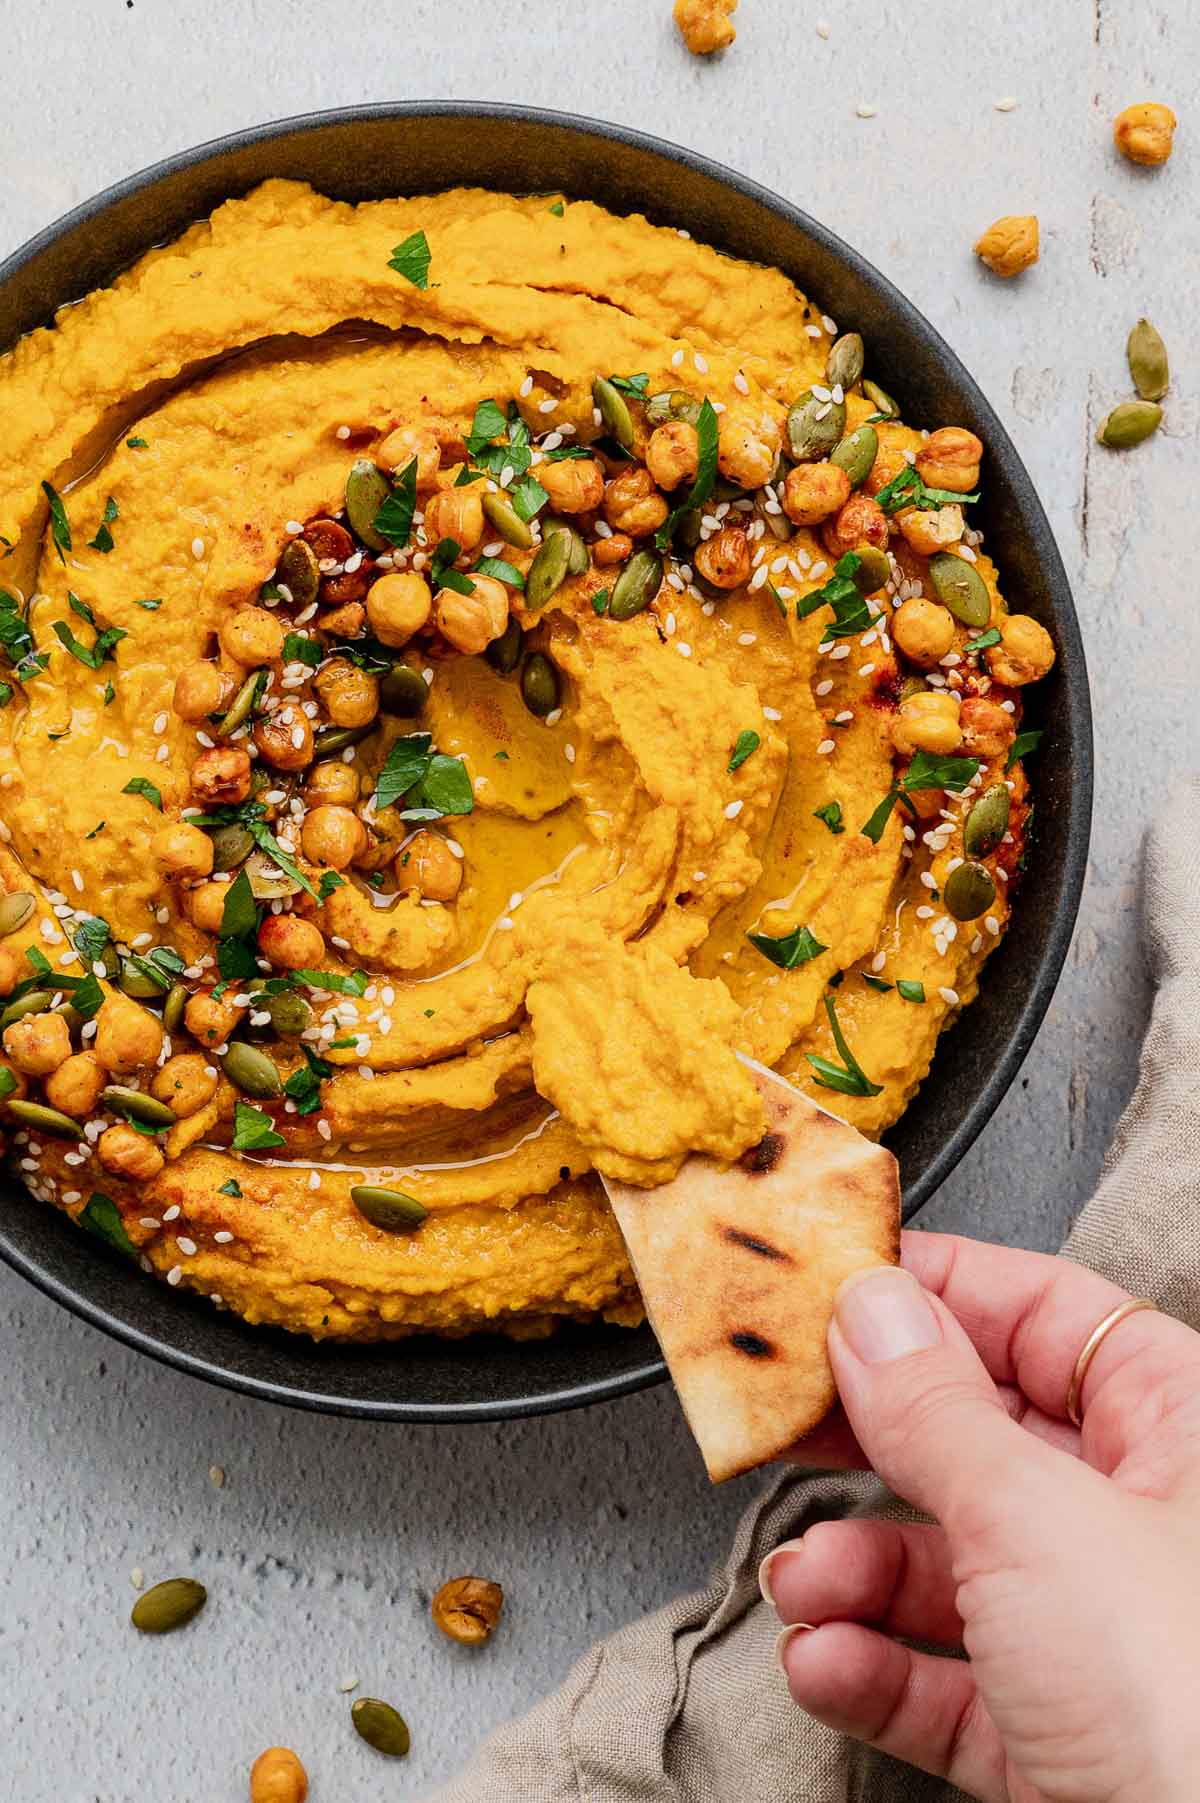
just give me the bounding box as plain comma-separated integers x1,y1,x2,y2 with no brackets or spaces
828,1265,1060,1529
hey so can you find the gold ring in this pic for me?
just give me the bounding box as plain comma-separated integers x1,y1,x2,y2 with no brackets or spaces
1066,1297,1157,1427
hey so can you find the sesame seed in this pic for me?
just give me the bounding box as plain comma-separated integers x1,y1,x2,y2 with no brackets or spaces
830,645,851,661
163,1205,181,1222
816,17,831,35
724,799,744,819
871,951,887,973
916,904,935,919
734,371,750,395
519,375,534,398
176,1236,198,1257
131,1567,145,1590
737,632,757,646
994,96,1018,112
858,662,876,676
821,315,838,336
694,352,709,374
938,986,960,1006
815,679,834,696
564,744,576,764
763,706,782,721
677,642,692,658
214,1230,234,1244
816,738,836,755
191,537,205,560
538,397,558,414
804,324,823,339
920,872,938,889
338,1675,360,1694
671,348,685,368
317,1118,332,1141
153,711,168,734
166,1265,182,1287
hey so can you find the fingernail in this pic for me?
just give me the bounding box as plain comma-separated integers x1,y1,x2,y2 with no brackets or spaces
758,1539,804,1607
834,1266,940,1364
774,1622,815,1672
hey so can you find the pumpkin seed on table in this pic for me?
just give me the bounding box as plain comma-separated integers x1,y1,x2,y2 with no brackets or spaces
786,390,846,462
216,668,263,740
276,537,321,609
101,1085,177,1128
1127,318,1169,401
525,531,572,610
350,1185,428,1232
482,492,534,550
592,376,635,452
863,378,900,420
0,891,35,937
520,653,560,719
378,664,428,716
221,1041,283,1099
928,552,991,627
825,331,864,392
0,990,52,1029
344,459,392,551
830,423,878,488
131,1577,207,1635
6,1098,82,1138
1096,399,1162,449
645,390,702,427
312,720,376,759
484,616,523,675
609,549,663,621
964,784,1011,858
208,822,256,873
351,1697,411,1758
943,860,997,922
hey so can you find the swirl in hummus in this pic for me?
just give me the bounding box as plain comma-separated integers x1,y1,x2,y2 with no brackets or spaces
0,182,1055,1340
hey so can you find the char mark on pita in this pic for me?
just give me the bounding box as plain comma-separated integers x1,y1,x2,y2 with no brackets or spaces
739,1131,787,1175
729,1330,776,1359
721,1225,791,1263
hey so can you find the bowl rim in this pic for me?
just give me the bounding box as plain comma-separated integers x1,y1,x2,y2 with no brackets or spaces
0,99,1093,1421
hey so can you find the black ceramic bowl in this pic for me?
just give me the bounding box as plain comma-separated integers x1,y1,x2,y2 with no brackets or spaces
0,103,1092,1422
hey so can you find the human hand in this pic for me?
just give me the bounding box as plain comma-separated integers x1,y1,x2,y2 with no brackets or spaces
761,1232,1200,1803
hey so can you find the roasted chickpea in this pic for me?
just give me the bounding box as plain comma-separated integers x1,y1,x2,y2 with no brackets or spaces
896,504,965,556
646,421,700,491
782,462,852,526
312,661,380,728
592,531,634,567
320,601,366,639
173,661,232,722
822,493,889,559
538,456,605,514
321,562,373,607
716,406,781,489
974,215,1040,278
94,993,165,1075
603,467,669,538
694,526,752,591
187,882,231,935
915,428,983,495
959,696,1017,760
365,571,432,649
97,1122,164,1182
45,1050,107,1118
396,830,463,902
435,574,509,655
151,822,215,881
304,762,361,808
0,945,25,996
431,1575,504,1645
424,486,485,551
864,448,909,499
674,0,736,53
253,708,314,772
1113,101,1177,166
184,989,244,1049
151,1053,219,1119
378,422,441,488
301,805,367,871
987,614,1056,687
219,608,285,669
258,913,325,971
249,1746,309,1803
891,691,963,757
892,598,957,669
3,1010,72,1077
191,747,252,806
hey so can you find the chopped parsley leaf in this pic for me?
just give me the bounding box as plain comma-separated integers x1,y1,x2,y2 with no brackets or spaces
965,626,1001,653
52,617,127,670
813,800,845,835
861,750,981,844
510,474,549,522
747,923,827,970
429,537,475,598
806,992,883,1097
897,979,926,1004
231,1100,286,1153
655,398,719,549
84,820,105,838
41,481,71,560
591,589,610,616
1006,728,1044,771
77,1192,135,1257
282,632,322,668
387,229,431,290
608,372,650,398
874,465,980,515
373,457,418,548
87,496,119,554
137,598,163,611
317,871,345,901
121,776,163,810
474,555,524,590
291,967,368,997
727,729,760,774
126,436,149,449
548,200,565,217
218,1178,242,1197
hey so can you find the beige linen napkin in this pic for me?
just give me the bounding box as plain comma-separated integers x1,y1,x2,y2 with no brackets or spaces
428,780,1200,1803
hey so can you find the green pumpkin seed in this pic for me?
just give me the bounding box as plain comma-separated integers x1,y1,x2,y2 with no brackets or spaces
943,860,997,922
163,982,188,1034
131,1578,207,1635
58,1004,84,1035
5,1098,82,1138
351,1697,411,1758
830,423,879,489
898,675,929,705
1127,318,1169,402
826,332,864,392
484,617,523,675
964,784,1011,858
265,990,312,1037
313,721,376,759
674,509,704,553
525,531,572,611
350,1185,428,1233
609,550,663,622
0,892,35,938
520,653,560,719
378,665,428,717
1097,399,1162,449
928,552,991,628
345,459,392,552
119,958,168,1000
216,669,263,741
850,544,892,594
786,390,846,463
482,492,534,550
592,377,635,452
862,378,900,420
0,990,52,1030
540,516,589,576
207,822,256,873
757,499,792,541
245,847,300,901
276,537,320,609
221,1041,283,1099
645,390,702,428
101,1085,178,1128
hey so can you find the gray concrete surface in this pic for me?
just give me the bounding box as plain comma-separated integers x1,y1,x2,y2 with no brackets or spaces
0,1,1190,1796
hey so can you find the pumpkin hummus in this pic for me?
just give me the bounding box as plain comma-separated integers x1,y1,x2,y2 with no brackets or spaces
0,181,1053,1341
